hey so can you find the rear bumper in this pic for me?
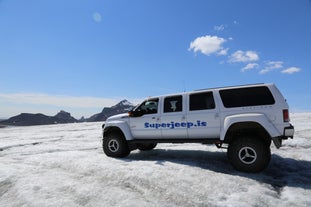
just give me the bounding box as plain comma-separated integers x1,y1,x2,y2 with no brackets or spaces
284,124,294,138
272,124,294,149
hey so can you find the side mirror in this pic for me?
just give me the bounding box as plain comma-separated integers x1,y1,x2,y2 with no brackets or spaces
128,109,143,117
128,110,134,117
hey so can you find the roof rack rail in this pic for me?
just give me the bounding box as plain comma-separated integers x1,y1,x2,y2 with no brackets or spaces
194,83,265,91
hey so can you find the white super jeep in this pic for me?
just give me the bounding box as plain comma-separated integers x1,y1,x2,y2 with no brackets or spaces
102,83,294,172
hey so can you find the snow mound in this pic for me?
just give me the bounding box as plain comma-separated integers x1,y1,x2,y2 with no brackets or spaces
0,114,310,207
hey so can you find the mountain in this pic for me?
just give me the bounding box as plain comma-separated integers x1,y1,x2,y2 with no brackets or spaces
54,110,77,123
87,99,134,122
0,111,78,126
0,99,135,126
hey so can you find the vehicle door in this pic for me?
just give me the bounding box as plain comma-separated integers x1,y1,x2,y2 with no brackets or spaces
186,91,220,139
129,98,161,139
160,95,187,139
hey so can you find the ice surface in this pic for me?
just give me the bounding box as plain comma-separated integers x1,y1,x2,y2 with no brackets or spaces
0,114,310,207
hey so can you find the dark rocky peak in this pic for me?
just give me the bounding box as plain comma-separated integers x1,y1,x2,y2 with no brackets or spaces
54,110,77,123
113,99,133,107
88,99,135,122
0,113,53,126
54,110,72,119
79,116,86,122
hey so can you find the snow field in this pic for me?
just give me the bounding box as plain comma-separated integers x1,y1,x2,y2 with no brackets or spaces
0,114,310,207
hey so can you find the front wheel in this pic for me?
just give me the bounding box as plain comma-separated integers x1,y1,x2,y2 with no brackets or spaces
103,132,130,158
227,137,271,173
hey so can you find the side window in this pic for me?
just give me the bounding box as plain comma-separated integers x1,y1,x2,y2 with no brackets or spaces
219,86,275,108
164,96,182,113
136,98,159,115
190,92,215,111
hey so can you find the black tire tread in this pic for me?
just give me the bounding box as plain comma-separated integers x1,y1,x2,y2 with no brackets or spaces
103,132,130,158
227,136,271,173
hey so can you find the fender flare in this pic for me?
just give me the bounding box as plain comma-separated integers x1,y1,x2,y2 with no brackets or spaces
220,113,280,141
104,121,134,141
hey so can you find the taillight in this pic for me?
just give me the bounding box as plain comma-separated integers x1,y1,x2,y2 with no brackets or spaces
283,109,289,122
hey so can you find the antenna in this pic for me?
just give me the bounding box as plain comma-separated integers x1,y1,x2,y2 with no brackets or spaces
182,80,186,92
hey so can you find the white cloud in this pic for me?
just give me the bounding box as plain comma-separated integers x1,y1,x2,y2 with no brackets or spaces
281,67,301,74
259,61,283,74
92,12,102,22
214,25,225,31
188,34,299,77
241,63,259,72
217,48,229,56
267,61,283,69
188,35,226,56
229,50,259,63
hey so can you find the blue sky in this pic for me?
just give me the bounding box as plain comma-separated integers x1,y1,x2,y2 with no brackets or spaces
0,0,310,119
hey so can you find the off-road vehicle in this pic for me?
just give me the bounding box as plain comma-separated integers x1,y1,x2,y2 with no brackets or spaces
102,83,294,172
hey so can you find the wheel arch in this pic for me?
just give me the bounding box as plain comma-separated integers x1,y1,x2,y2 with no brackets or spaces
103,122,133,141
224,121,272,147
104,126,124,137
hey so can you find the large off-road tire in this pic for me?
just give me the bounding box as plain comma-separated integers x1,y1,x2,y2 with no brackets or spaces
227,136,271,173
137,143,157,151
103,132,130,158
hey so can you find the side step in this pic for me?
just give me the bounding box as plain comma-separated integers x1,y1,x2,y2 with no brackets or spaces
128,138,220,145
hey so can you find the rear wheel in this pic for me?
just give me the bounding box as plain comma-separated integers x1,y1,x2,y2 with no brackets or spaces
103,132,130,158
137,143,157,151
227,136,271,173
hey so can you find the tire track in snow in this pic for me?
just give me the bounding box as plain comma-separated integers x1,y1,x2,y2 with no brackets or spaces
0,138,64,152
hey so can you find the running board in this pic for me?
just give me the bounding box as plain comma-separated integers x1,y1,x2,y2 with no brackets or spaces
128,138,220,145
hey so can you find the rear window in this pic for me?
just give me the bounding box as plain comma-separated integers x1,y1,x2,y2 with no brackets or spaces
219,86,275,108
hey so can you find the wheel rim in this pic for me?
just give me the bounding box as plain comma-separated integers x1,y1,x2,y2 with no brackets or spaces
238,147,257,164
108,139,119,152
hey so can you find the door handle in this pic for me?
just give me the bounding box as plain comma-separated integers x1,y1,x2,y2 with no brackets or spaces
152,117,160,121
